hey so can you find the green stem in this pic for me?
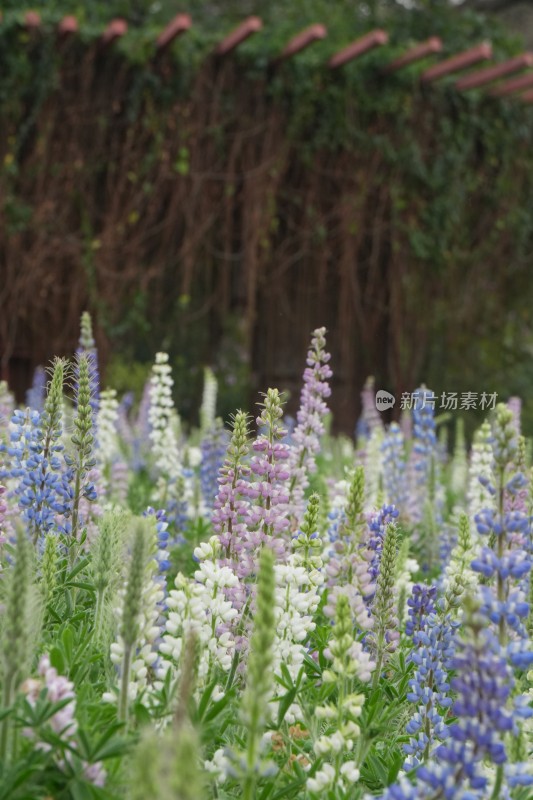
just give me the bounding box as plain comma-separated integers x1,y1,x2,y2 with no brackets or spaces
118,645,133,725
0,670,16,763
93,587,107,646
490,765,504,800
372,651,383,691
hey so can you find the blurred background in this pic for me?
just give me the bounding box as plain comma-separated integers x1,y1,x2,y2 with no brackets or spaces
2,0,533,433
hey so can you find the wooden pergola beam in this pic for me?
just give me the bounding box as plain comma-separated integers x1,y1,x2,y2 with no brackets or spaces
329,30,388,69
490,71,533,97
100,18,128,49
155,14,192,55
421,42,492,83
216,17,263,56
276,24,327,62
58,15,78,39
456,53,533,91
385,37,442,73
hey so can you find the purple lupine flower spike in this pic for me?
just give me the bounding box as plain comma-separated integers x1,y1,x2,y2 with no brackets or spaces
286,328,332,525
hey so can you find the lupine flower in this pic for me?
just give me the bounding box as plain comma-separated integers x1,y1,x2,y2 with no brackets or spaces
148,353,182,498
157,537,238,693
467,421,495,531
450,418,468,501
356,376,384,441
0,482,6,543
239,389,291,578
0,380,15,439
200,419,229,514
324,468,372,630
0,527,34,761
22,654,106,787
239,547,277,800
104,519,163,724
378,602,533,799
403,601,456,769
381,422,407,513
308,594,371,796
0,395,67,545
407,387,442,569
286,327,332,524
213,410,251,571
200,366,218,433
110,458,129,504
97,388,120,486
25,365,46,412
407,387,438,525
270,547,324,723
441,513,478,613
60,354,97,549
472,405,532,672
144,506,172,573
368,521,400,686
77,311,100,427
507,396,521,436
405,584,437,637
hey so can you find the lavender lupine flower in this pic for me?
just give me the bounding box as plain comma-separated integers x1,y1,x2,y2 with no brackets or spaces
25,365,46,412
22,654,106,787
507,396,521,436
200,419,229,514
110,459,129,504
240,389,291,578
212,410,251,568
286,328,332,524
381,423,407,513
23,654,78,742
355,376,384,441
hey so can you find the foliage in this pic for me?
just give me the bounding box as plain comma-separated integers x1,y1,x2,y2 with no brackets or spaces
0,320,532,798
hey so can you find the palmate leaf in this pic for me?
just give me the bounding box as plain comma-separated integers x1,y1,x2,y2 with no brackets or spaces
0,748,52,797
76,722,129,762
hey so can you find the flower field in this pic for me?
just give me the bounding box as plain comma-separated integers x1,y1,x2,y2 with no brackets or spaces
0,316,532,800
